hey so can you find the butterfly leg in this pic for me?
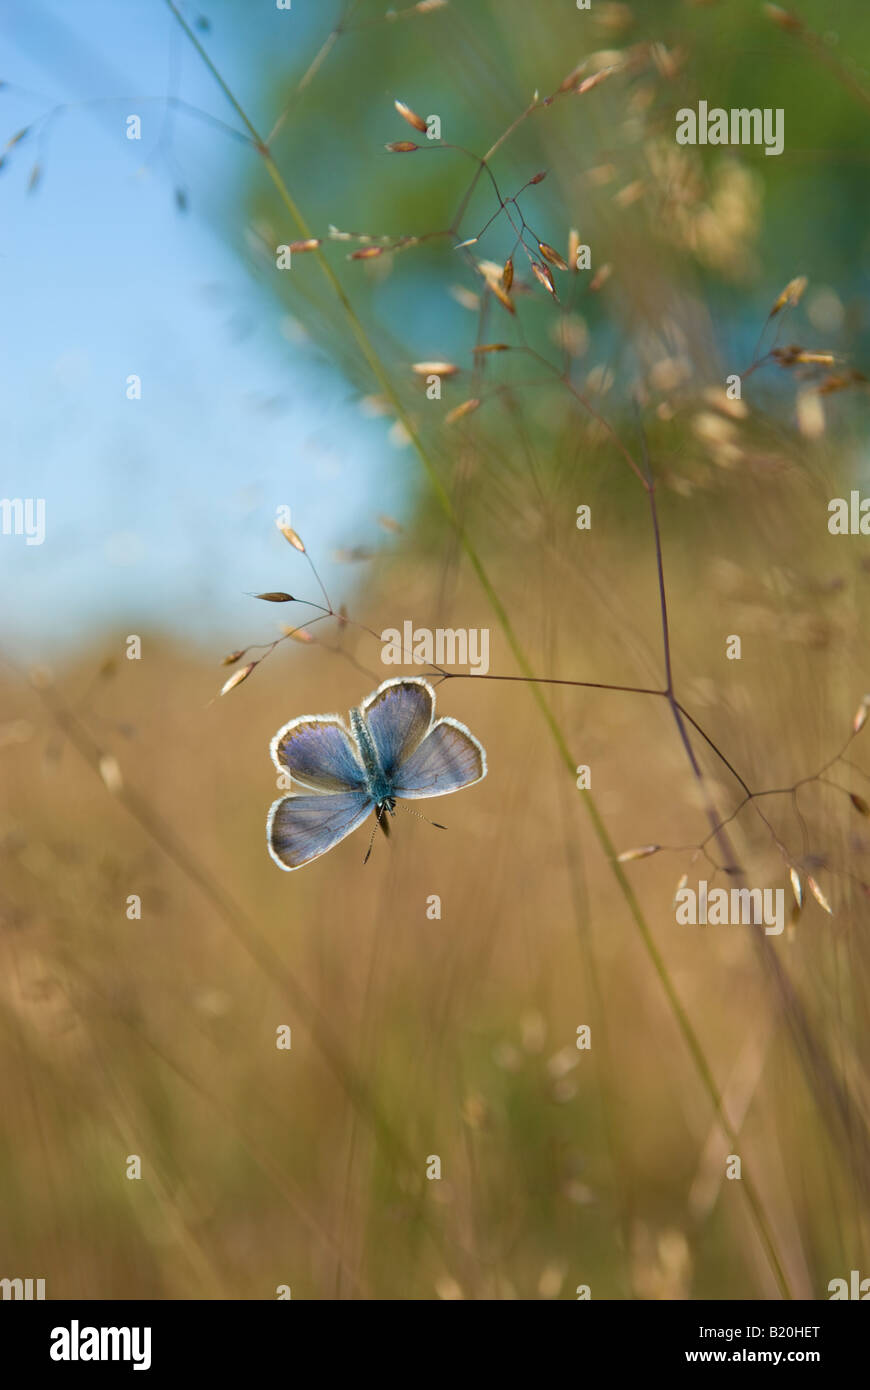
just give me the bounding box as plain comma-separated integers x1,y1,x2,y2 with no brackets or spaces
364,801,392,864
377,799,393,838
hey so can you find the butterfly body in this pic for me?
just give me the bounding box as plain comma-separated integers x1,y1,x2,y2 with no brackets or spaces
348,705,394,809
267,677,486,871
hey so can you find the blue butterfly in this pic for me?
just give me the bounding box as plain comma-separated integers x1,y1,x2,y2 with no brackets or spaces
267,677,487,870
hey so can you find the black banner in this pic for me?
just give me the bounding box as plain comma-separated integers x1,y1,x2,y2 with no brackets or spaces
1,1298,865,1374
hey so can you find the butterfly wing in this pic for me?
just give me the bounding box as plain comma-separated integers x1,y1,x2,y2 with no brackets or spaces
391,716,486,799
360,678,434,778
267,789,374,870
271,716,366,792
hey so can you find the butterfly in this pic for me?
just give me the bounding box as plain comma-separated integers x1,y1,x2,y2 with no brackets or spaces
267,677,486,870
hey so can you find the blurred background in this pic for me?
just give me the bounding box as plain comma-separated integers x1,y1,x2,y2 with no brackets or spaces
2,0,870,1299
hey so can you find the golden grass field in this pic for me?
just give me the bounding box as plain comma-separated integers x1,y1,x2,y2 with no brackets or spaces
2,439,870,1298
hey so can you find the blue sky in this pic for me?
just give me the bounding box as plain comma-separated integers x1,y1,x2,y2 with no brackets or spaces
0,0,408,658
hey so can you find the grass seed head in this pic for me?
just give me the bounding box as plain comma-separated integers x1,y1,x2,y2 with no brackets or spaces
789,868,802,907
538,241,569,271
764,4,803,32
771,275,808,316
278,523,306,552
220,663,255,696
807,876,833,915
412,360,460,376
531,261,557,297
394,100,428,133
445,397,480,424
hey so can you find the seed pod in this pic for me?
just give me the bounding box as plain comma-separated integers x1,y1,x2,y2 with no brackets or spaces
853,696,870,734
771,275,808,316
764,4,803,32
394,100,428,133
807,876,832,915
531,261,557,297
816,370,866,395
794,350,834,365
577,68,615,95
98,754,123,793
789,867,802,908
490,280,515,313
559,63,587,93
4,126,31,151
220,663,255,696
412,360,460,376
538,241,569,272
445,398,481,425
277,523,306,552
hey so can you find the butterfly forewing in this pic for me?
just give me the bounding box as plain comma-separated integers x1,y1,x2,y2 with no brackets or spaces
271,717,366,792
361,679,433,778
268,789,373,870
391,716,486,798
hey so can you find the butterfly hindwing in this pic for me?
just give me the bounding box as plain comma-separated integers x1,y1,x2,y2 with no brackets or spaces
390,716,486,799
267,789,374,870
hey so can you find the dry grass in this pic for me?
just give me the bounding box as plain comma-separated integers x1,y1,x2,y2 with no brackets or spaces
2,450,869,1298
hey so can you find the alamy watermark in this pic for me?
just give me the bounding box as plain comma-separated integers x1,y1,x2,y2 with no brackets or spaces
50,1321,151,1371
828,1270,870,1299
675,880,785,935
1,1276,45,1299
381,621,490,675
0,497,45,545
675,102,784,157
828,491,870,535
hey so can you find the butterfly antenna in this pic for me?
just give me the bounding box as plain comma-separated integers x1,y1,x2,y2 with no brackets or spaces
398,805,447,831
363,819,378,865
